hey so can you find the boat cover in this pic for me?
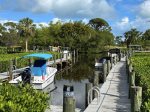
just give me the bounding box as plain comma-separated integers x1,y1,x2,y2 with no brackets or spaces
22,53,53,60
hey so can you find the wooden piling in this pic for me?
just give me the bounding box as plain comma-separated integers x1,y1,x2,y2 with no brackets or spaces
131,86,142,112
110,57,113,69
63,85,75,112
107,60,111,74
128,63,133,84
54,54,56,67
85,83,93,107
13,57,17,68
93,71,99,98
60,53,63,70
102,62,107,83
129,70,135,99
9,60,13,80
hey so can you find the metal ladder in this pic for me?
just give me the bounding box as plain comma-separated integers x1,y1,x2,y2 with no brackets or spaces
88,86,100,105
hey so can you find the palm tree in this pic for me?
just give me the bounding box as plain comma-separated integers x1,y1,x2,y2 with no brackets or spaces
124,28,142,48
19,18,35,52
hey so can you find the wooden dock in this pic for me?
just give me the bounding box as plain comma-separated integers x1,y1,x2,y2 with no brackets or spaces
84,57,131,112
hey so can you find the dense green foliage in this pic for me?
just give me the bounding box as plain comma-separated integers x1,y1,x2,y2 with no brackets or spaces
0,18,115,52
0,52,60,72
0,47,7,54
131,53,150,111
0,83,49,112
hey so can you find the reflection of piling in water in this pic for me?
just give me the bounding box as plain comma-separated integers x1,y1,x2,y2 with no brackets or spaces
63,85,76,112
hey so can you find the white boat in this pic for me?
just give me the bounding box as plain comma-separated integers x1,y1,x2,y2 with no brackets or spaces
95,58,106,69
9,53,57,90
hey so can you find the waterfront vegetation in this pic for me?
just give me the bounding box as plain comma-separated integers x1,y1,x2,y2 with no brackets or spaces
0,83,49,112
131,52,150,111
0,51,60,73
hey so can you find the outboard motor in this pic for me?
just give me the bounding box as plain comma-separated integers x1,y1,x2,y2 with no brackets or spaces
21,68,31,84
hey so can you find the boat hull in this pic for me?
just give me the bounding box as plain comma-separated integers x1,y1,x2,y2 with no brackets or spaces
9,68,57,90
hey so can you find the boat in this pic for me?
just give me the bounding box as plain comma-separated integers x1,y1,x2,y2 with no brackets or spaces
95,58,106,70
95,57,111,70
9,53,57,90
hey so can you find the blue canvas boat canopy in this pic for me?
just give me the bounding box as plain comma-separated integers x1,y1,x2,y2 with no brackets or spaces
22,53,53,59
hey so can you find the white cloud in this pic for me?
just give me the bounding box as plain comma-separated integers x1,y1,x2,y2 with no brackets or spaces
0,19,18,24
51,18,62,24
112,17,150,36
138,0,150,18
0,0,115,19
116,17,130,30
35,22,49,28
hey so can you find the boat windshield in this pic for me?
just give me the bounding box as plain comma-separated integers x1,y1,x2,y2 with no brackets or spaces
34,60,46,67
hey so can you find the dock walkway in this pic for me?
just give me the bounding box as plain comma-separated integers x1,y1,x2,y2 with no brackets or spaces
84,57,131,112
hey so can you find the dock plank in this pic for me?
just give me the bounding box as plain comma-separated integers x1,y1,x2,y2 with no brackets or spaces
84,57,130,112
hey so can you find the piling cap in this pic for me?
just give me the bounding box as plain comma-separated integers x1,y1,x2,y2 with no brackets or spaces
63,85,74,92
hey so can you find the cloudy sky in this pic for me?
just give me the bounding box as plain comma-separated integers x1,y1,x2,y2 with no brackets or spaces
0,0,150,36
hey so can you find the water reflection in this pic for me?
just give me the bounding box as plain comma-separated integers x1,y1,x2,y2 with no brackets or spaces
43,53,105,110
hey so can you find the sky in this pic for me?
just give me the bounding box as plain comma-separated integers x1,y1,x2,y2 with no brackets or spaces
0,0,150,36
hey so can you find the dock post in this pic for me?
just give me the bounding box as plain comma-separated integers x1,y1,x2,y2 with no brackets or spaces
107,60,110,74
110,57,113,69
129,70,135,98
102,62,107,83
128,63,133,84
60,53,63,70
9,60,13,80
85,83,93,107
93,71,99,98
63,85,75,112
131,86,142,112
13,57,17,68
54,54,56,67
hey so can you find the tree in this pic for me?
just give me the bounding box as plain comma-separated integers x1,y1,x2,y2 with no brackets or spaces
3,22,19,46
143,29,150,40
88,18,110,31
124,28,142,48
19,18,35,52
115,36,122,45
142,29,150,47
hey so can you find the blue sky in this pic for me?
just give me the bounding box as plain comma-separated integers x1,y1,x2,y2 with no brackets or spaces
0,0,150,36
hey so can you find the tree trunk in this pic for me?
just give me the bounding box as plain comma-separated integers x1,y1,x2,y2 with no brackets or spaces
25,39,28,52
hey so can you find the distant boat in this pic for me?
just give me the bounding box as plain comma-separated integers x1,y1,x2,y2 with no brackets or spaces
95,57,111,69
9,53,57,90
95,57,106,69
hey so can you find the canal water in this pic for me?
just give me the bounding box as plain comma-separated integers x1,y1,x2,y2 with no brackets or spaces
43,53,106,111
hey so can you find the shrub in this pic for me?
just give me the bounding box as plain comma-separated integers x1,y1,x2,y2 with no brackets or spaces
0,83,49,112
